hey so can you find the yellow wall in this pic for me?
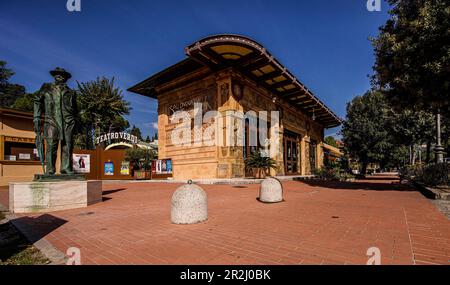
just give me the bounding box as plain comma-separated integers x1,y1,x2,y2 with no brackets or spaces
157,73,219,180
156,69,326,179
0,109,61,186
0,162,43,185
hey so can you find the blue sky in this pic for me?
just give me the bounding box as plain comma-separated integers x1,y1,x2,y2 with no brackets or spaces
0,0,390,138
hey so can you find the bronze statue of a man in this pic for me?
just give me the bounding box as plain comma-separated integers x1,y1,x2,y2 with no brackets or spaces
34,68,78,175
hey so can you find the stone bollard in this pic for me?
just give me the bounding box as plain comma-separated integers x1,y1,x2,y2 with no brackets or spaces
258,177,283,203
171,180,208,224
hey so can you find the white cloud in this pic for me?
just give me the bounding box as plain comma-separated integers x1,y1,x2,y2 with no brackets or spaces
138,122,158,130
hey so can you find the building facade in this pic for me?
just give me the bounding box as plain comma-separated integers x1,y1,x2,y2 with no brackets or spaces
129,35,341,180
0,108,159,185
0,108,43,185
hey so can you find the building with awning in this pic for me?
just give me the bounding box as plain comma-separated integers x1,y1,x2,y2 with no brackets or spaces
0,108,42,185
323,143,344,164
129,34,341,179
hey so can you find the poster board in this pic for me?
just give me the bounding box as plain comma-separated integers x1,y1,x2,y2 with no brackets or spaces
104,162,114,176
120,161,130,175
73,154,91,173
151,159,173,178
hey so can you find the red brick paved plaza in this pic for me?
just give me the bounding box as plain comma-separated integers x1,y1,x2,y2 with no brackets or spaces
2,175,450,265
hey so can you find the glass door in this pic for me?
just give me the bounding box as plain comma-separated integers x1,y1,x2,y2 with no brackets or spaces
309,140,317,173
284,131,299,175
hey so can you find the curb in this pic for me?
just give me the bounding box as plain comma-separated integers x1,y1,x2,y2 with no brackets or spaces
411,181,450,201
102,175,316,185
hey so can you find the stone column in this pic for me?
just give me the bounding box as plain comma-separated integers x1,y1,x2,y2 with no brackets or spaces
216,74,244,178
272,123,284,176
317,142,324,169
300,135,306,175
297,136,302,175
157,111,168,160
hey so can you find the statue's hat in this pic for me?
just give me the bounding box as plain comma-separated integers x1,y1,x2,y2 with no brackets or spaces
50,67,71,79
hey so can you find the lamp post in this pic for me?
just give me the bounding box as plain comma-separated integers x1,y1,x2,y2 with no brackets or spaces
435,108,445,163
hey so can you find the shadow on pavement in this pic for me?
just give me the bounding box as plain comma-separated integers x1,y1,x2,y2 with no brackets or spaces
102,188,127,196
296,179,416,192
10,214,67,244
1,214,66,262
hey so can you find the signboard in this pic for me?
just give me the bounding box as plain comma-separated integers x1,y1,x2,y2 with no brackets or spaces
4,136,35,144
120,161,130,175
73,154,90,173
153,159,173,174
104,162,114,176
96,132,138,145
168,91,214,116
18,153,31,160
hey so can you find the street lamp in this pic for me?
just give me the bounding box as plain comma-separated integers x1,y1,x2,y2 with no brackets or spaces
435,108,445,163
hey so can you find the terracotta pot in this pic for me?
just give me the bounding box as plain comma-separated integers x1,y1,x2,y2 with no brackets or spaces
252,168,267,179
134,170,151,180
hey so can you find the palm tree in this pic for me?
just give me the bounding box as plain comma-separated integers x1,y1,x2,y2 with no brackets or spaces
245,150,278,179
76,77,131,148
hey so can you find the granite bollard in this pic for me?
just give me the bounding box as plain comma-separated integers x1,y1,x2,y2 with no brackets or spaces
171,181,208,224
259,177,283,203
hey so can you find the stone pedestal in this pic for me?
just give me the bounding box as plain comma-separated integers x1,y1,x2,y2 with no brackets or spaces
33,174,85,182
9,180,102,213
259,177,283,203
171,183,208,224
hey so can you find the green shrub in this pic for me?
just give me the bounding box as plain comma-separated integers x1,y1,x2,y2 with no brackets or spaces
313,163,355,181
414,163,449,187
124,148,155,171
244,150,278,173
399,164,423,180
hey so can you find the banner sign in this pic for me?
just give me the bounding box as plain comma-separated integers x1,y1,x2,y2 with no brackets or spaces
96,132,138,145
73,154,90,173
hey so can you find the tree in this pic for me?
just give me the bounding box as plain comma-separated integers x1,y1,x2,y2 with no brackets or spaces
1,84,27,109
76,77,131,149
324,136,338,147
381,145,409,169
342,89,436,172
443,105,450,156
125,148,155,171
0,61,27,109
145,135,151,143
0,60,14,85
389,109,435,164
342,91,394,174
129,125,143,141
111,115,130,132
10,91,35,112
371,0,450,161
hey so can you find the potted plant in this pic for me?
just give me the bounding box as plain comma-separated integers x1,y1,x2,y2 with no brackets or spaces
125,148,155,180
245,150,278,179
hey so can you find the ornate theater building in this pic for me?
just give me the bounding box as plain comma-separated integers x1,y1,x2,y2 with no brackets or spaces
129,35,341,180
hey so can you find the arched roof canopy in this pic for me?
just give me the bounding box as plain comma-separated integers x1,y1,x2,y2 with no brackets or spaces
129,34,341,128
185,34,341,128
104,142,133,150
